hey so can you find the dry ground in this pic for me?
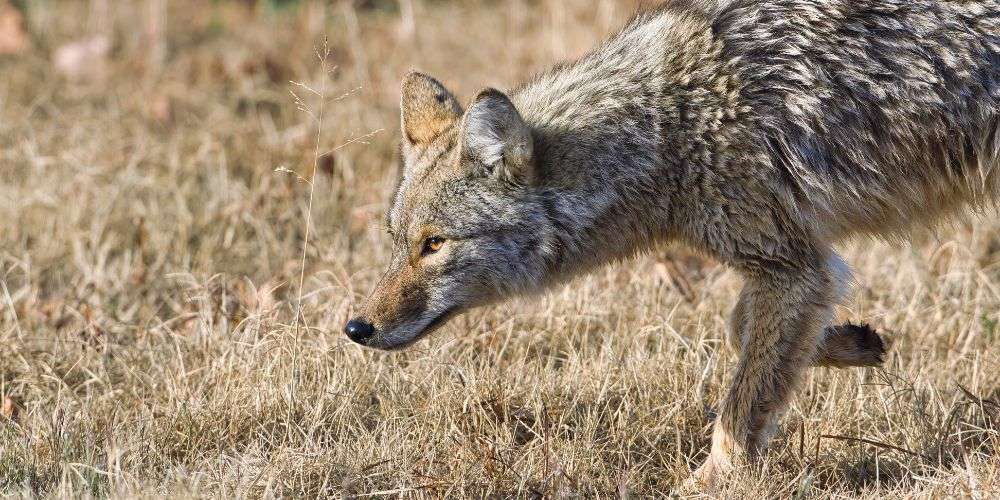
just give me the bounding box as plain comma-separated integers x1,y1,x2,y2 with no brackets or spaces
2,0,999,497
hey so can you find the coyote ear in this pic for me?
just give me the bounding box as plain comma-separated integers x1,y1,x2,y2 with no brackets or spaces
401,72,463,145
461,89,534,184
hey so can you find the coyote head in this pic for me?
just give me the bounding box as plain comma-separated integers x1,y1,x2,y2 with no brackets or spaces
344,72,551,350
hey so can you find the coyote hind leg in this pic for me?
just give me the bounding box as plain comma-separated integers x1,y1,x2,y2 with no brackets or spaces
730,315,888,368
814,323,887,368
727,260,887,369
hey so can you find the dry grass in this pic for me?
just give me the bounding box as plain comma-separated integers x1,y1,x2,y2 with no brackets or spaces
1,0,999,497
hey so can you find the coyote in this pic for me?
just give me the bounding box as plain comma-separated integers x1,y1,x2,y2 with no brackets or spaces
344,0,1000,487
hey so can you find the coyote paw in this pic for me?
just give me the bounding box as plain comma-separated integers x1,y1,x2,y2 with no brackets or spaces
815,322,889,368
678,454,731,495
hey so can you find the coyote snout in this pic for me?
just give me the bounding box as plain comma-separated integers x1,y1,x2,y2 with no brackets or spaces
341,245,441,349
344,249,462,350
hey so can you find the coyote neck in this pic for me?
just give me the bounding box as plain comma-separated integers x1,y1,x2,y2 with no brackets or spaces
513,16,736,279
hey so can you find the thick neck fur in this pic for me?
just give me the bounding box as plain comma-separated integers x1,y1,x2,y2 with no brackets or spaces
511,9,739,279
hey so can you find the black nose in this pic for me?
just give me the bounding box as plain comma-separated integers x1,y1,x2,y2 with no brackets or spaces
344,318,376,344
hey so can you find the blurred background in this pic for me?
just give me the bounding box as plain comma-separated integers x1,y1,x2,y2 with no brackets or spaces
0,0,642,310
1,0,998,497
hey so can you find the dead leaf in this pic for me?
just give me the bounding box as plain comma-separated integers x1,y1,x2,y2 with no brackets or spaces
53,35,110,80
78,325,106,350
236,278,282,318
654,249,713,303
148,94,173,124
0,2,30,55
318,152,335,177
2,396,18,422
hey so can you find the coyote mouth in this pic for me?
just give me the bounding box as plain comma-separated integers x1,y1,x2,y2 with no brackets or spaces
374,307,459,351
423,307,458,334
408,307,459,345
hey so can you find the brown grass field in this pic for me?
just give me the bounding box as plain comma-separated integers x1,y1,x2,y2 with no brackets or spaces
2,0,999,497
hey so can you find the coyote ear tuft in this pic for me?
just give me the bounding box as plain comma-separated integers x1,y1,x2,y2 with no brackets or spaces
461,89,534,184
401,72,462,145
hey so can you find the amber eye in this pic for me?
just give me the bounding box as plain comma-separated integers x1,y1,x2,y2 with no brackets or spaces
422,236,446,255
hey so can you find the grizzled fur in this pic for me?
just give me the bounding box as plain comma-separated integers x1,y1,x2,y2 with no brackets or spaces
349,0,1000,488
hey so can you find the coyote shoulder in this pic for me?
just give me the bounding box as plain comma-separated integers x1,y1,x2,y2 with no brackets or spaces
343,0,1000,487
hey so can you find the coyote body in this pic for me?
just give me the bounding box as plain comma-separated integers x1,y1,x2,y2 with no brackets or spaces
345,0,1000,487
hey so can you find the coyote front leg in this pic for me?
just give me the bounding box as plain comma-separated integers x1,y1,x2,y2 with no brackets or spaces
695,255,840,486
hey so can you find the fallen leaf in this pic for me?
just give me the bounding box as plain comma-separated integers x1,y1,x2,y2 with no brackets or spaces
318,152,335,177
53,35,110,80
236,278,282,318
148,94,172,124
0,2,30,55
2,396,18,422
